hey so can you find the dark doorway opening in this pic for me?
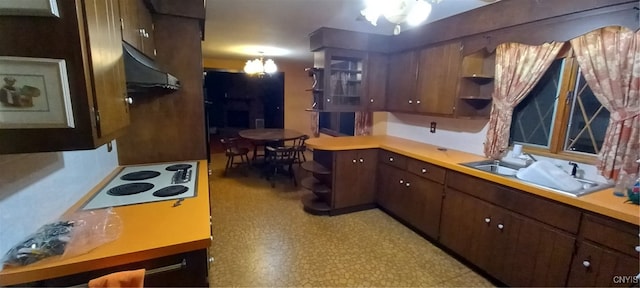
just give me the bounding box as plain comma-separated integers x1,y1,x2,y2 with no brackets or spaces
203,70,285,155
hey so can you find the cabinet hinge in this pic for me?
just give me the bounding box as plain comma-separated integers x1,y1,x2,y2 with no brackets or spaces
120,18,124,32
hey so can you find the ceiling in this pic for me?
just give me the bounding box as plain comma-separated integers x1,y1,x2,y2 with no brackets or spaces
202,0,498,63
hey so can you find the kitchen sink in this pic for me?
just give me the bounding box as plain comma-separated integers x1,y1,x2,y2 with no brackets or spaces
460,160,613,197
460,160,524,176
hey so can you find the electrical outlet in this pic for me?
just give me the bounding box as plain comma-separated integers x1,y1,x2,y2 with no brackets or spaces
430,122,436,133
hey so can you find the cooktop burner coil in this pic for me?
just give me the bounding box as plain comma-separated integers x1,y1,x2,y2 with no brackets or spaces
120,170,161,181
107,183,155,196
153,185,189,197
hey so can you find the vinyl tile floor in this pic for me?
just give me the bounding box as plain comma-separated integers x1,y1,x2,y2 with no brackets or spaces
207,153,494,287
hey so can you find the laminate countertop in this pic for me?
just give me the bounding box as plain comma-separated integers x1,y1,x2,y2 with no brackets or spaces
0,160,211,286
306,135,639,226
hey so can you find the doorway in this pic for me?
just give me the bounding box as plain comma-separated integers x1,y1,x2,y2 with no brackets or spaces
203,70,285,154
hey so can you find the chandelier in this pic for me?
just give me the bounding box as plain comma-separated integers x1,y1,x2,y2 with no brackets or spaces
361,0,442,35
243,54,277,75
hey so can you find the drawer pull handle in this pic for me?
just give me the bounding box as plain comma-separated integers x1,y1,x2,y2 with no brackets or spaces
405,182,411,187
147,259,187,276
408,100,413,104
399,179,404,184
421,168,427,173
635,246,640,253
352,159,356,163
582,260,590,268
389,157,394,162
484,217,491,223
416,100,421,104
370,98,374,103
209,257,215,263
497,224,504,230
359,158,364,163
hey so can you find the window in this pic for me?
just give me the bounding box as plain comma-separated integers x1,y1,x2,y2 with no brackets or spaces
319,112,355,136
510,51,609,161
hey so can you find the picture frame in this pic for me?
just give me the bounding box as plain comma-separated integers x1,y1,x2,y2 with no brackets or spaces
0,56,74,129
0,0,59,17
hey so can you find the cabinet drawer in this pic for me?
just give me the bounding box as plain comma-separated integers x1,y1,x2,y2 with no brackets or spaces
581,214,639,257
406,158,446,184
378,150,407,170
447,171,581,233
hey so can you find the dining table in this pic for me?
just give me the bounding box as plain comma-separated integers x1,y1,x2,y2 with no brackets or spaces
238,128,304,162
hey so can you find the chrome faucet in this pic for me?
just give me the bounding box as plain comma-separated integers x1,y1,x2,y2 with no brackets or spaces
568,162,579,178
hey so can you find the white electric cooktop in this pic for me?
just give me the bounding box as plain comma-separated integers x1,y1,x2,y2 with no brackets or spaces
83,161,198,210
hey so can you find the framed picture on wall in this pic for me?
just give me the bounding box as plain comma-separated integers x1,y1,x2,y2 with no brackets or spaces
0,56,74,129
0,0,59,17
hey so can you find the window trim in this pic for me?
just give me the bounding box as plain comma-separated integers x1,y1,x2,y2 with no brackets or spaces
517,45,600,164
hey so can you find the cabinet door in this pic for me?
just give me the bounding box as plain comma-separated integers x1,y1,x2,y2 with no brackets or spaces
416,42,461,115
324,49,366,111
411,176,443,239
84,0,130,138
500,213,575,287
365,53,387,111
137,0,156,58
333,149,377,209
376,163,406,217
119,0,141,49
568,241,640,287
386,51,417,112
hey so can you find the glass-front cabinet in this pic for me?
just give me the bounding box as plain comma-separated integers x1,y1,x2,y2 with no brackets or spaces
313,48,368,111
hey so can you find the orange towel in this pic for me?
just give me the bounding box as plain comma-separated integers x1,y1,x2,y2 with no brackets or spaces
88,269,145,288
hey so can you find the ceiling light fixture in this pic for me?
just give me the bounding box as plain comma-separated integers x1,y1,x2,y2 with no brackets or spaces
361,0,442,35
243,53,277,76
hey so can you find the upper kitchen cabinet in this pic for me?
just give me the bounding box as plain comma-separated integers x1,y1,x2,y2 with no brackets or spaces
308,28,391,112
120,0,156,58
455,48,495,118
386,50,417,112
0,0,130,154
313,48,368,111
415,41,462,115
386,42,462,116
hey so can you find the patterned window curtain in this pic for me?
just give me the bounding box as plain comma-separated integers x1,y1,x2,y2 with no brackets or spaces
483,42,565,159
354,111,373,136
570,26,640,180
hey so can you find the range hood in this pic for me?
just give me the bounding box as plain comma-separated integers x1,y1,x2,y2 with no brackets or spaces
122,42,180,93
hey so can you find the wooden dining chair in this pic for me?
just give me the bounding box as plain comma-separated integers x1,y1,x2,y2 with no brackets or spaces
264,145,298,188
220,137,250,176
291,135,310,165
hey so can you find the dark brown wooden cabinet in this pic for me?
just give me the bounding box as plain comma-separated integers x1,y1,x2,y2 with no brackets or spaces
332,149,378,209
441,176,577,287
0,0,130,154
567,241,639,287
120,0,156,58
364,53,388,111
385,42,462,115
567,214,640,287
18,249,209,287
376,155,445,240
386,51,417,112
415,41,462,115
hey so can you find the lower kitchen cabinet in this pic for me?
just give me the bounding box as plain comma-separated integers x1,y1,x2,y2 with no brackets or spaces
567,241,639,287
16,249,209,287
440,188,575,286
567,213,640,287
332,149,378,209
376,161,443,239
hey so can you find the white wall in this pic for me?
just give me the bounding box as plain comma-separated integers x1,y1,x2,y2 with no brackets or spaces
0,142,118,261
385,112,489,156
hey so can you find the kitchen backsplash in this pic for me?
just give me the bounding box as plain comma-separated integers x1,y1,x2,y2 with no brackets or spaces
0,142,118,263
385,112,489,156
